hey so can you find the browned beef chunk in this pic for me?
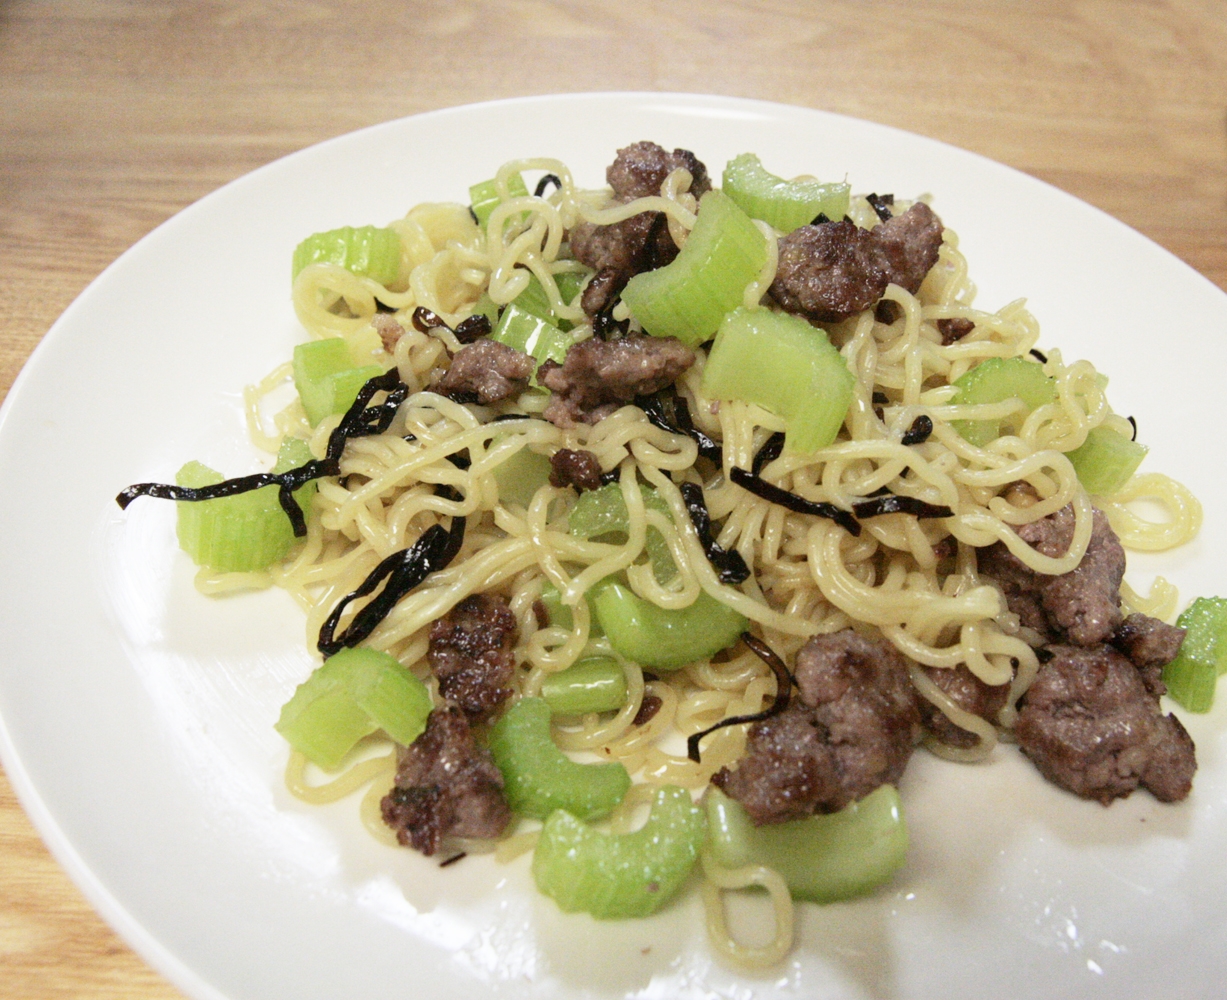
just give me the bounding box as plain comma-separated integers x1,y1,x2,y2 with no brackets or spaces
428,593,519,719
568,142,712,317
548,448,603,491
712,629,921,824
606,141,712,201
372,312,404,352
920,664,1010,749
1112,613,1186,696
433,340,534,405
380,704,511,855
936,317,975,345
871,202,944,294
538,334,695,427
770,203,945,323
1015,644,1196,804
978,504,1125,646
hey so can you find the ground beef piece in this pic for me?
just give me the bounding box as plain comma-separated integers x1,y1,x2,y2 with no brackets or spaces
1112,613,1186,696
770,203,945,323
919,665,1010,748
548,448,603,491
372,312,405,352
580,266,628,317
433,340,534,405
538,334,695,427
1015,643,1196,804
606,141,712,201
936,317,975,345
713,629,921,824
978,503,1126,646
871,202,944,294
380,705,511,855
428,593,519,719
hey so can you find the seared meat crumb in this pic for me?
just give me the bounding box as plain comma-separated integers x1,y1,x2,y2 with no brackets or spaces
433,340,534,405
428,593,519,719
713,629,921,824
548,448,604,491
380,705,511,855
920,664,1010,749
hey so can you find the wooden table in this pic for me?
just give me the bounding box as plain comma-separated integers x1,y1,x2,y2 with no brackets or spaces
2,2,1224,996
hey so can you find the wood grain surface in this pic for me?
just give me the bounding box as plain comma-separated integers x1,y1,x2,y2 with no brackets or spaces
1,1,1225,997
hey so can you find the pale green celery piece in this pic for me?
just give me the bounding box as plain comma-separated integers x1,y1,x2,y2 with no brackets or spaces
488,697,630,821
701,306,855,454
292,338,384,427
950,356,1057,446
621,190,768,346
705,785,908,903
537,582,603,637
532,785,706,918
540,657,627,715
512,270,590,332
291,225,403,286
567,482,674,583
1162,597,1227,712
489,302,576,387
469,172,530,227
174,437,317,573
590,580,746,671
721,153,851,234
275,647,432,770
492,445,553,508
1065,425,1148,495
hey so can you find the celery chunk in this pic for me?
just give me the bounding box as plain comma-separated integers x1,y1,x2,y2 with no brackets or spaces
622,190,768,346
1066,425,1148,496
489,302,576,384
511,270,589,331
590,580,747,671
291,225,403,286
492,444,553,508
537,582,602,637
532,785,706,918
293,338,385,427
722,153,851,234
951,356,1057,446
705,785,907,904
540,657,627,715
174,437,317,572
488,697,631,821
568,482,675,583
1162,597,1227,712
275,647,432,770
701,306,854,454
470,172,530,227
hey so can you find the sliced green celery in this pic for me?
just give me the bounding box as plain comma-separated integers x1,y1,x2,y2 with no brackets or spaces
488,697,630,821
493,444,553,508
1066,425,1148,496
532,785,706,918
291,225,402,286
621,190,769,346
1162,597,1227,712
705,785,907,904
701,306,854,454
489,302,576,385
540,657,627,715
275,647,432,770
590,580,746,671
512,270,590,331
470,172,530,227
568,482,674,583
537,582,602,637
721,153,851,234
175,437,317,572
951,356,1057,446
293,338,385,427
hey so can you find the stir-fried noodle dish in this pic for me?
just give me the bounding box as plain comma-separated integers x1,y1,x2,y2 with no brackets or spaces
120,142,1216,966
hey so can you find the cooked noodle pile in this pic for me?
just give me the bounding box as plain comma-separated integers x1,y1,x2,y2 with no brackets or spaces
223,156,1199,965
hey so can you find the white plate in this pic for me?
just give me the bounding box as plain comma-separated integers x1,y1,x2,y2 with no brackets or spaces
3,93,1226,1000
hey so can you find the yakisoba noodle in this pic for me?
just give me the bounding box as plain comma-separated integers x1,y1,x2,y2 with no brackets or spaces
225,152,1201,966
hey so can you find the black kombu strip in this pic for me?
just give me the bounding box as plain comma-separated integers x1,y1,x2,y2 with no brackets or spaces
751,432,785,478
635,389,722,466
687,633,793,763
678,482,749,585
412,306,490,345
116,369,409,538
900,414,934,446
729,467,861,536
852,494,954,520
533,173,562,197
